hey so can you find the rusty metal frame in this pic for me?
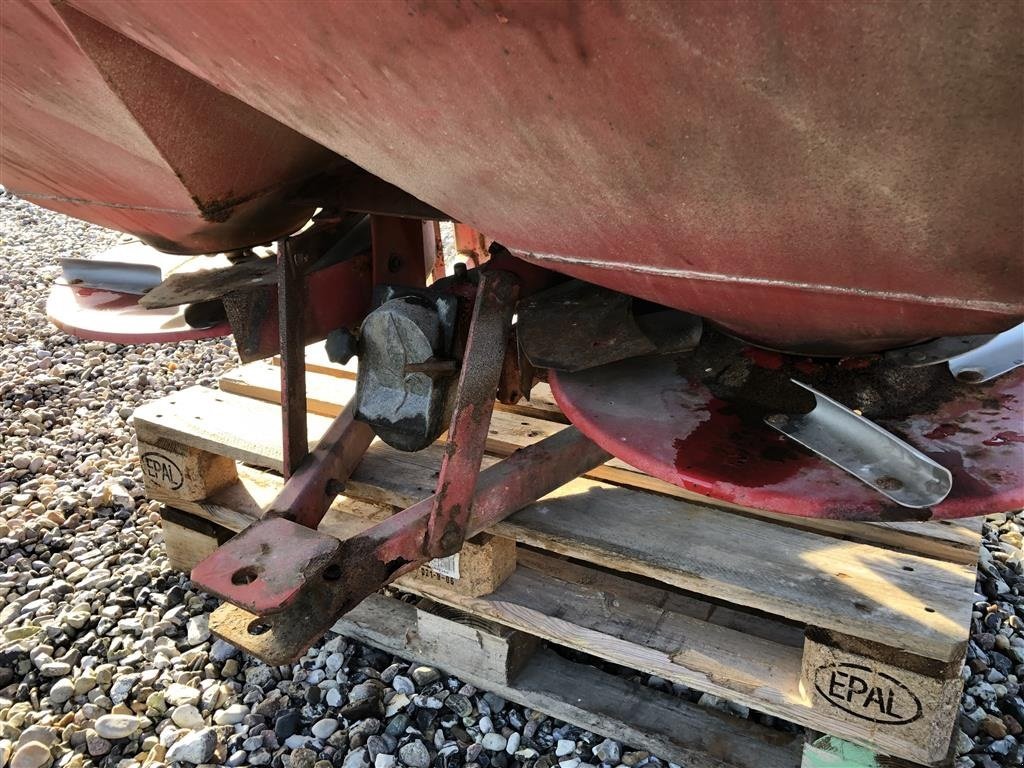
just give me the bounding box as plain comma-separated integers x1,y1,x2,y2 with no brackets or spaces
277,237,308,478
297,163,450,221
266,404,376,528
188,238,581,663
454,223,489,267
370,215,432,288
197,426,610,664
425,269,518,557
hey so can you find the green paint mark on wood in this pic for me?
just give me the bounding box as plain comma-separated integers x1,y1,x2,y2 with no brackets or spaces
802,736,882,768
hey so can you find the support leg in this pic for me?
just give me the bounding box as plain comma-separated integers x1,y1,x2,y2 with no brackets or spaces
277,238,308,478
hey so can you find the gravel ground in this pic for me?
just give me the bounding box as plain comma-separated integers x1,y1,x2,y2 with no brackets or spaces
0,190,1021,768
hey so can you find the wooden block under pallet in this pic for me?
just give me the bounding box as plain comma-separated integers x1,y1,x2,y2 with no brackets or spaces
159,507,232,571
138,438,236,502
403,533,517,597
800,630,961,765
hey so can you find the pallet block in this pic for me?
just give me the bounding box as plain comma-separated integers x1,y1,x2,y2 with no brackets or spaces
135,349,985,766
411,533,518,598
138,437,236,502
159,507,227,571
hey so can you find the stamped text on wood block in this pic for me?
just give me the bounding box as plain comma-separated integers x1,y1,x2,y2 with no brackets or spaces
137,440,237,502
802,631,963,764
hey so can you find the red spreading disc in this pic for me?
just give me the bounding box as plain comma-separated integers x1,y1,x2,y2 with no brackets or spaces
549,354,1023,521
47,282,229,344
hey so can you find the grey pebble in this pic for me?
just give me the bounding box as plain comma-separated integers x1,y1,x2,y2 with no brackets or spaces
399,740,432,768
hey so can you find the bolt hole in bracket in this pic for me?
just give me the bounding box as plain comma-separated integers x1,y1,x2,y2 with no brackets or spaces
197,427,610,665
765,381,952,508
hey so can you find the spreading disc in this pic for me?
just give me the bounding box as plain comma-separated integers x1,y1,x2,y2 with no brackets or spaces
549,354,1023,521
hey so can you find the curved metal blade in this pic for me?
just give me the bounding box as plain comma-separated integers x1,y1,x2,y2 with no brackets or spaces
948,323,1024,384
765,381,952,509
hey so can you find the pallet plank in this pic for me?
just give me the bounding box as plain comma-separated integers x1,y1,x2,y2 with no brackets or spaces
159,487,952,765
337,593,803,768
133,385,976,663
219,360,984,564
396,553,956,765
166,466,803,647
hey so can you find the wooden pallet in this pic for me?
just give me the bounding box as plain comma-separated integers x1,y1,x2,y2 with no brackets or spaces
135,347,984,768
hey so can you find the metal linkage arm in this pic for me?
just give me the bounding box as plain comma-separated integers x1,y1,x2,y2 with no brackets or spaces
265,404,375,528
425,269,518,558
188,403,374,612
197,427,611,665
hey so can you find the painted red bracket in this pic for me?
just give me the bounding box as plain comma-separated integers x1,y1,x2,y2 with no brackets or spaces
196,426,610,665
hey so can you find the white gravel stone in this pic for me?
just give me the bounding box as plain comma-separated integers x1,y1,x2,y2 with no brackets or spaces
48,678,74,704
399,740,431,768
505,732,521,754
311,718,339,739
186,615,210,645
325,688,344,707
481,733,507,752
93,714,142,740
10,741,51,768
213,703,249,725
165,728,217,764
342,747,369,768
37,661,70,678
391,675,415,695
171,704,204,729
165,683,201,707
556,739,577,757
209,639,238,662
593,739,622,764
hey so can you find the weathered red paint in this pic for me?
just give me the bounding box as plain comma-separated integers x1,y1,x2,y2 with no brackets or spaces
224,253,373,363
199,427,611,662
270,403,376,530
16,0,1018,353
549,358,1024,521
425,270,519,557
453,225,489,268
370,216,433,288
0,1,335,253
191,403,374,611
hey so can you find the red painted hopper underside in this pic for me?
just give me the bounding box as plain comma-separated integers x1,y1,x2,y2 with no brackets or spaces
2,1,1022,353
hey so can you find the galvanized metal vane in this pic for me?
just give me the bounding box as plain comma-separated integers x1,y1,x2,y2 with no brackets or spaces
59,257,162,295
947,323,1024,384
885,334,999,368
764,381,952,508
